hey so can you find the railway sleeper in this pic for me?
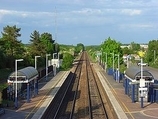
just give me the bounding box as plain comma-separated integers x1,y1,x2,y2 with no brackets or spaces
90,95,99,97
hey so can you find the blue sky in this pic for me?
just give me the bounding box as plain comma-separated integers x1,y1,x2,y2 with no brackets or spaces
0,0,158,45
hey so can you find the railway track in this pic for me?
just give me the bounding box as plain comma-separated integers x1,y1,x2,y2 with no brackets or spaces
86,53,108,119
41,51,117,119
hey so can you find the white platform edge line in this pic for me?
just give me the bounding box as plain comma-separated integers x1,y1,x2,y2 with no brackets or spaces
31,71,70,119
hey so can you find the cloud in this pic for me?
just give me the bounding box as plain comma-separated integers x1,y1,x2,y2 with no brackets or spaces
0,9,55,26
121,9,142,16
59,8,125,26
132,24,154,28
0,0,157,45
0,9,54,17
72,8,102,15
119,23,155,30
0,9,12,15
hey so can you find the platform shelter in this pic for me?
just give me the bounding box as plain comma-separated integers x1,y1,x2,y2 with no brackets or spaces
8,66,38,103
124,66,154,102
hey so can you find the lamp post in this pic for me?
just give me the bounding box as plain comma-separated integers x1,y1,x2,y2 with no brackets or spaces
140,58,144,108
118,54,120,80
15,59,23,108
154,50,156,63
57,53,60,68
101,49,103,67
106,53,107,66
46,54,51,81
34,56,40,95
127,55,130,68
35,56,41,70
140,58,143,80
115,54,120,82
110,52,114,73
103,52,107,71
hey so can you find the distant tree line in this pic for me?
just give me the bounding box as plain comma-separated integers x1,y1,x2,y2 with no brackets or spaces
0,25,86,79
0,25,60,71
87,37,158,72
121,40,158,67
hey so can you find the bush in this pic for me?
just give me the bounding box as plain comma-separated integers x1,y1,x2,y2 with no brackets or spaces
120,64,127,73
61,53,74,70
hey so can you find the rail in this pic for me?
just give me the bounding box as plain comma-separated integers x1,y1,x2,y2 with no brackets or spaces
41,51,116,118
86,52,108,119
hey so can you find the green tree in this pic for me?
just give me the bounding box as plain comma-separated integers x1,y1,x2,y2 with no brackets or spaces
101,37,123,69
122,47,131,55
130,42,140,53
61,53,74,70
0,37,6,68
29,30,46,57
0,25,24,70
74,43,85,54
40,32,55,54
60,44,74,53
86,45,100,62
145,40,158,65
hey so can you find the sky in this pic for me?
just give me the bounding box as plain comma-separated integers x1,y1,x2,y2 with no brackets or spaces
0,0,158,45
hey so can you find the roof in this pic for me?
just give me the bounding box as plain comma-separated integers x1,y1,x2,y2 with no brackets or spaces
124,66,154,80
9,66,38,80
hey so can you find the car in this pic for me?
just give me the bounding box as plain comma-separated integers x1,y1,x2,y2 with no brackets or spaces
0,107,5,115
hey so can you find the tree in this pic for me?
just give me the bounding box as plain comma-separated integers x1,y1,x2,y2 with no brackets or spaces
40,32,55,54
74,43,85,55
59,44,75,55
86,45,100,62
29,30,46,57
61,53,74,70
130,42,140,53
0,25,24,69
145,40,158,65
0,37,6,68
0,48,5,68
101,37,123,68
122,47,131,55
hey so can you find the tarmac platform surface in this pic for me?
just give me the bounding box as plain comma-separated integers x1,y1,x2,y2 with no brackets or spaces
95,63,158,119
1,71,69,119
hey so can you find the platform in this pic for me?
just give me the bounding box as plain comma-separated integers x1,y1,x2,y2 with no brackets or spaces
2,63,158,119
2,71,69,119
95,63,158,119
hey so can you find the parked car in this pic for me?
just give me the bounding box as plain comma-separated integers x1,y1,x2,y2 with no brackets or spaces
0,107,5,115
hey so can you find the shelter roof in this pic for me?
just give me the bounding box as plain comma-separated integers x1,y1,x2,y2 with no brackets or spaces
124,66,154,80
9,66,38,79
